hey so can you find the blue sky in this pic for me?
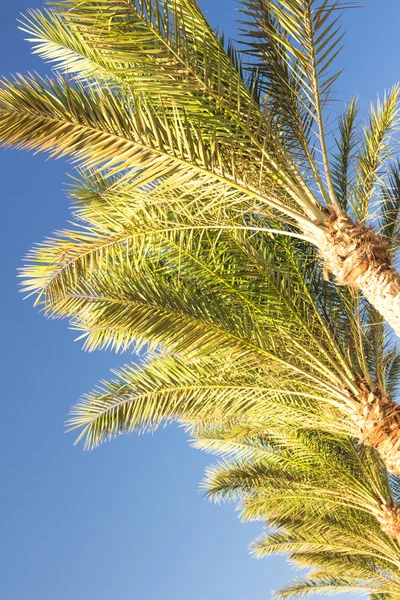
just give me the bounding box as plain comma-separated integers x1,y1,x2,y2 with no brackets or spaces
1,2,400,599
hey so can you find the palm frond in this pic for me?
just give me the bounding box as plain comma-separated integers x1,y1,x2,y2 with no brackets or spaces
275,575,384,598
238,0,355,205
199,423,400,596
238,0,315,166
67,353,314,448
17,0,324,221
351,86,400,222
331,97,360,211
379,161,400,251
0,69,322,227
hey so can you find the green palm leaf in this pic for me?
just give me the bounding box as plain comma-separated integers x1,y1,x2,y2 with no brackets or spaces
199,423,400,596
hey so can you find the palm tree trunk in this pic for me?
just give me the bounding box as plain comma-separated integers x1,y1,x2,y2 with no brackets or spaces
351,384,400,475
316,209,400,336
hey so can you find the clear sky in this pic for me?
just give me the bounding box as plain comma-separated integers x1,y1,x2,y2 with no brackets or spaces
1,2,400,600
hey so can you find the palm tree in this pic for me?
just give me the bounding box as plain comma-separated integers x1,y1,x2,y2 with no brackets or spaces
29,189,400,595
198,422,400,597
21,169,400,472
1,0,400,333
7,3,400,590
40,190,400,595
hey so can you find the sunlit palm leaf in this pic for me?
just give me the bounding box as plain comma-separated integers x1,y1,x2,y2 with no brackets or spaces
199,423,400,596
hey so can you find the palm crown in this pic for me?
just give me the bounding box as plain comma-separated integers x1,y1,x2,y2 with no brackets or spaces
197,422,400,597
20,168,400,473
1,0,400,332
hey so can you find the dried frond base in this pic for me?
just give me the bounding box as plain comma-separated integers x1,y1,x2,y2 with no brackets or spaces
317,209,400,336
377,504,400,541
352,386,400,475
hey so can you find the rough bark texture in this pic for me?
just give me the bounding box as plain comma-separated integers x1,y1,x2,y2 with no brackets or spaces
352,385,400,475
317,209,400,336
377,504,400,542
